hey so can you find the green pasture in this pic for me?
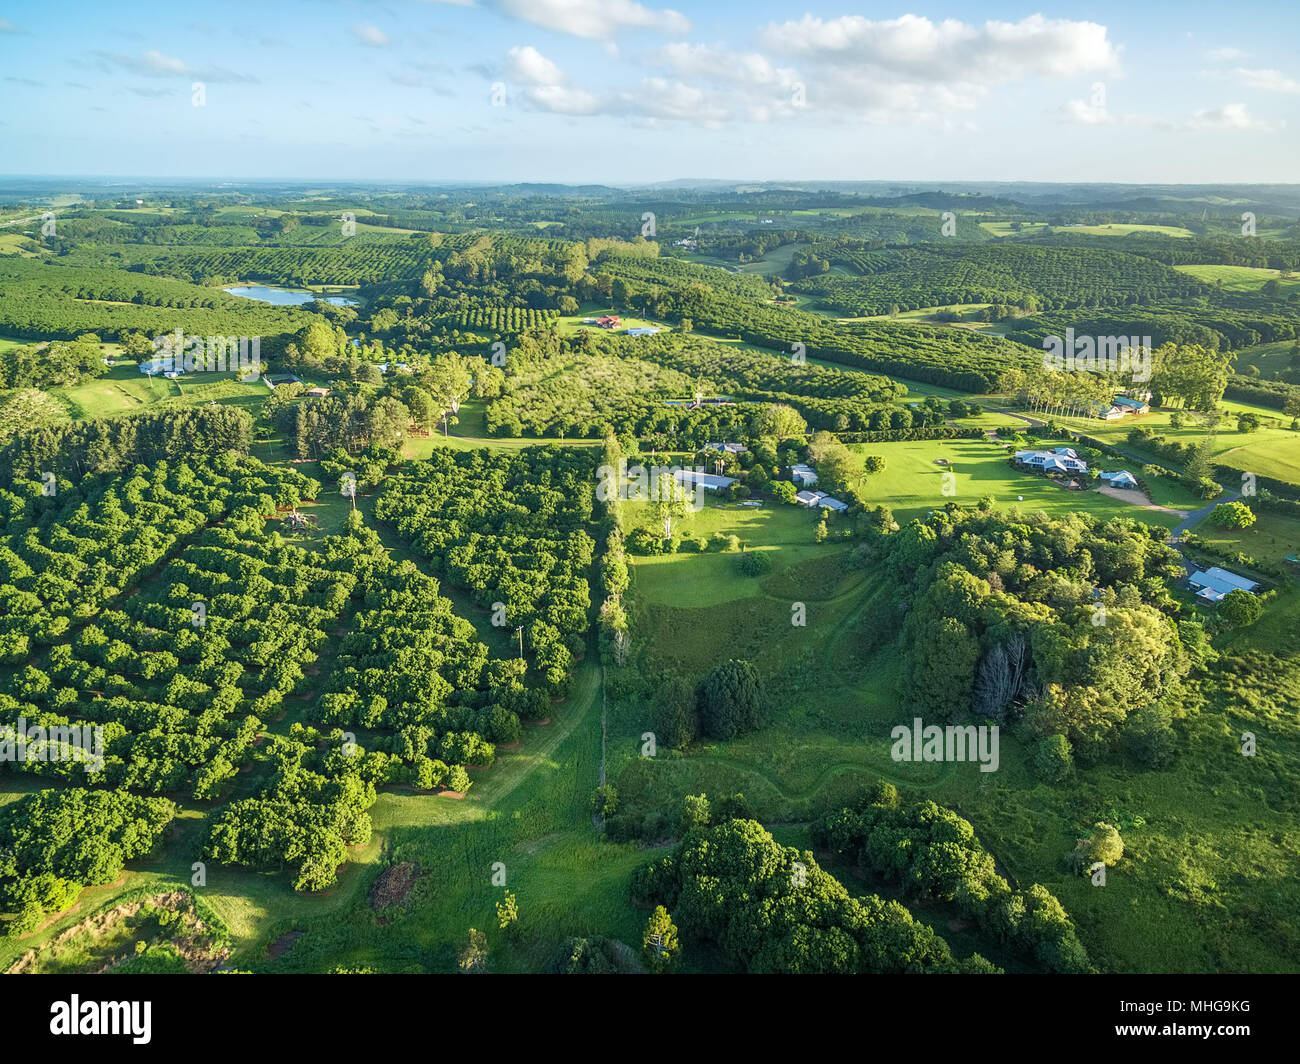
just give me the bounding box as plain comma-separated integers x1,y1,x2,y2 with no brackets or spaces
1174,264,1300,293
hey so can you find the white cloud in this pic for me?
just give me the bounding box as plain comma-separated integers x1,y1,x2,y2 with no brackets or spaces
352,24,390,47
525,84,602,114
1183,102,1279,132
745,13,1120,124
1063,99,1114,126
1228,67,1300,93
506,45,565,86
653,42,799,90
1207,46,1249,62
90,49,256,83
759,13,1120,83
489,0,689,40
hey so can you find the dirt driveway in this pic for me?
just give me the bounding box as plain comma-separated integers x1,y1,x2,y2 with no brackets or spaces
1094,484,1189,518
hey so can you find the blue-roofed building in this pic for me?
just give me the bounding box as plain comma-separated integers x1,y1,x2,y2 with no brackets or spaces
1113,396,1150,414
1188,567,1258,603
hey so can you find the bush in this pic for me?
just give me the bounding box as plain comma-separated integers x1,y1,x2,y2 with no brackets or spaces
1219,588,1263,628
1068,822,1124,874
696,659,769,740
738,550,772,576
1032,734,1074,783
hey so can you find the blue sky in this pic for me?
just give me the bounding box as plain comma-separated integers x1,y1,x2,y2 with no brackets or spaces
0,0,1296,183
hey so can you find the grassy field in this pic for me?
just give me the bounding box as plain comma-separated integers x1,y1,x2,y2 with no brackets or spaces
980,221,1195,238
979,221,1051,237
1057,223,1195,238
1174,264,1300,293
1063,402,1300,487
610,489,1300,973
44,361,270,421
1235,340,1300,377
553,305,665,337
849,436,1186,527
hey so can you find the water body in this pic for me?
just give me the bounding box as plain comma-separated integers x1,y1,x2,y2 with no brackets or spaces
224,285,358,307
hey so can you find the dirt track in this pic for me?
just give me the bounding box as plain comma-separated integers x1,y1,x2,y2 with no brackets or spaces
1094,485,1188,517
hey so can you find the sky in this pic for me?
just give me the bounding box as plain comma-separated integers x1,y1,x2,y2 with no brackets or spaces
0,0,1297,184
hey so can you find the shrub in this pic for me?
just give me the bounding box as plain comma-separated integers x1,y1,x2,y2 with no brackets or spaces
695,659,769,740
1032,734,1074,783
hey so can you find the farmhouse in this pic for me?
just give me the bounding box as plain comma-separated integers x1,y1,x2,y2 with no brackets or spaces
672,469,735,492
1090,395,1151,420
596,315,620,329
1099,470,1138,489
1015,448,1089,474
705,441,748,455
1113,396,1150,415
1187,567,1259,604
791,463,818,487
795,490,849,512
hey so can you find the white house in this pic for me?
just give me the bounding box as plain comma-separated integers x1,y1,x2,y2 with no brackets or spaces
1015,449,1088,474
795,490,848,512
1188,567,1259,604
1099,470,1138,489
791,464,818,487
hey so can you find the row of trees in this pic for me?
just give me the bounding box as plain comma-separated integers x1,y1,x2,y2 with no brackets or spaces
375,448,596,695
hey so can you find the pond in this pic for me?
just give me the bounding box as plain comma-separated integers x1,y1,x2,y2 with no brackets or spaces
224,285,358,307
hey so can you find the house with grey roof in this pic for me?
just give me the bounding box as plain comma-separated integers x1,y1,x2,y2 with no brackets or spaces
790,464,818,487
1187,566,1259,604
672,469,735,493
795,489,848,512
1099,470,1138,489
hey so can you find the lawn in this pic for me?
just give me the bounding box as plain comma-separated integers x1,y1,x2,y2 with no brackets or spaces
979,221,1051,237
1055,223,1195,238
1235,340,1300,377
1070,403,1300,487
851,436,1185,528
1174,264,1300,294
553,304,666,337
1192,507,1300,569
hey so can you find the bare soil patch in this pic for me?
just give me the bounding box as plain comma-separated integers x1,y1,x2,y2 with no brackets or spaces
1095,485,1189,516
268,930,303,960
369,861,420,913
